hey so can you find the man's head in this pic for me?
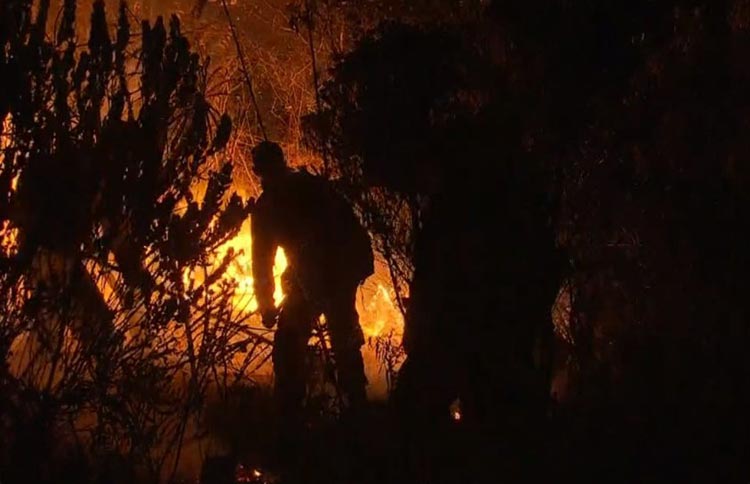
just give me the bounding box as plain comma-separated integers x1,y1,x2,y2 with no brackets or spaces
251,141,287,182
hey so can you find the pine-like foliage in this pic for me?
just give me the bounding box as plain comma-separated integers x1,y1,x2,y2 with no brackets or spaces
0,2,263,481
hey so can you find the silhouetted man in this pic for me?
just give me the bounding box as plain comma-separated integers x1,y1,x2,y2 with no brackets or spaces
250,141,373,423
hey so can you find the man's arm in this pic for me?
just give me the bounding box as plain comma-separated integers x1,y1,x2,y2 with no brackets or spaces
251,198,276,322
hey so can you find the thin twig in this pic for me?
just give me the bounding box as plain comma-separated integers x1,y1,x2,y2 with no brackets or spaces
220,0,268,140
303,0,331,176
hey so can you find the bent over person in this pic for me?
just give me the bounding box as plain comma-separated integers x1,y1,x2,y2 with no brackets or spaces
250,141,374,423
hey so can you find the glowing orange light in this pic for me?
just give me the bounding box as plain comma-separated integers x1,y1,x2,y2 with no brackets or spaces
183,219,287,313
450,398,462,422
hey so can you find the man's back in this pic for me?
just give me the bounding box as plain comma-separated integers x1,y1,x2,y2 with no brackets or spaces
252,170,373,296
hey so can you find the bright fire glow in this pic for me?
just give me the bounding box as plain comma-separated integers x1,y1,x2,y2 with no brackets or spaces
214,217,404,341
215,212,406,399
450,398,462,422
214,219,287,313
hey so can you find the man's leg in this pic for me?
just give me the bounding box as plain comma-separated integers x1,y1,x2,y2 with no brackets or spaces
271,288,314,471
324,283,367,409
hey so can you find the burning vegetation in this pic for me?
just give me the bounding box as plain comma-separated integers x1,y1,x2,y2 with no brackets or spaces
5,0,750,483
1,1,405,481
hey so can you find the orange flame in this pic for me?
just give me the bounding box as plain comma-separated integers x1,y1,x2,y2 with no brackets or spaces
212,219,287,313
216,214,405,398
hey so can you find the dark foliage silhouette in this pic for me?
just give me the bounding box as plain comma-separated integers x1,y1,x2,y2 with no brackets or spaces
304,1,750,482
0,1,265,482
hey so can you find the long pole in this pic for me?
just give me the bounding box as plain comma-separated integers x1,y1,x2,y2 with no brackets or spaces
304,0,331,176
220,0,268,141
